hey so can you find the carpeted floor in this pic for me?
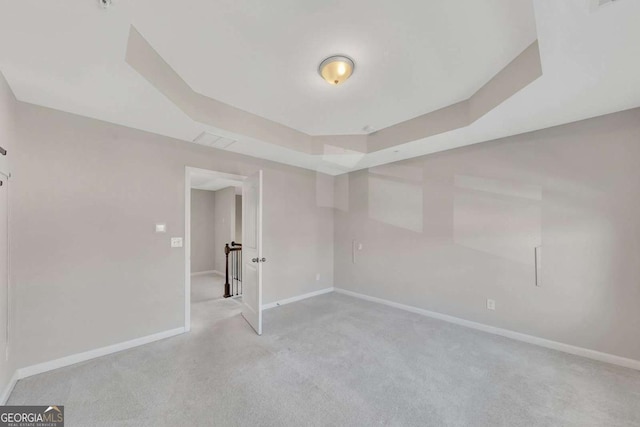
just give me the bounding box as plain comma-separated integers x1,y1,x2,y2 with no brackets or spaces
8,292,640,426
190,272,226,303
189,272,242,331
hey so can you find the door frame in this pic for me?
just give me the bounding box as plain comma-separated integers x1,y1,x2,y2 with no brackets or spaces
184,167,247,332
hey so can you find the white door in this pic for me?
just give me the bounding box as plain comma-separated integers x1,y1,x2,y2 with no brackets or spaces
241,170,263,335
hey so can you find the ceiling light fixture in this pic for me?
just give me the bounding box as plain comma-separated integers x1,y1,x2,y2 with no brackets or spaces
319,55,355,85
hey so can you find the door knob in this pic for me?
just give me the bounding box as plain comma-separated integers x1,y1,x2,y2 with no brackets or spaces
260,257,266,263
252,258,267,263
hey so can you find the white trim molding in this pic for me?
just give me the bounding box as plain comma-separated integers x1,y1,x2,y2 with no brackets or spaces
334,288,640,371
2,327,185,404
262,287,334,310
1,371,19,405
17,327,185,381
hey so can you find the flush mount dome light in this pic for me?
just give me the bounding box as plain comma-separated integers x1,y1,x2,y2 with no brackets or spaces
319,55,355,85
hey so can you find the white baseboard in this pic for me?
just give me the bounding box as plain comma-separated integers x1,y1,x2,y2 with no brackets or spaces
1,371,19,405
16,327,186,381
334,288,640,371
263,287,334,310
191,270,222,277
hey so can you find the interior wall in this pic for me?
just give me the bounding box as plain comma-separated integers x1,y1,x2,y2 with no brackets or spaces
213,187,236,273
12,102,335,369
235,195,242,242
334,107,640,362
190,189,216,273
0,71,16,398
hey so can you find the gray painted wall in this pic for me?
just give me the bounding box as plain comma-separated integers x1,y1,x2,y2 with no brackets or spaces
190,189,216,273
334,107,640,361
213,187,236,273
235,195,242,243
0,71,16,398
11,102,334,369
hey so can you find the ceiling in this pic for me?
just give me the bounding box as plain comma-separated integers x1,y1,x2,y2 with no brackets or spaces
128,0,536,136
0,0,639,175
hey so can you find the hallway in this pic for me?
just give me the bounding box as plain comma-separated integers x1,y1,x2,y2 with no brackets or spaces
190,272,242,331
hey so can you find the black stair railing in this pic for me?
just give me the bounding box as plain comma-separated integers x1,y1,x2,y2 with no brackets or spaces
224,241,242,298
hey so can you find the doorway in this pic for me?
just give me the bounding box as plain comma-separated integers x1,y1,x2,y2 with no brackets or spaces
184,167,264,335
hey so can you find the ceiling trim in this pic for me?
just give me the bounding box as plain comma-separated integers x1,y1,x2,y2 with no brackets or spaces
369,41,542,152
125,26,312,153
126,26,541,157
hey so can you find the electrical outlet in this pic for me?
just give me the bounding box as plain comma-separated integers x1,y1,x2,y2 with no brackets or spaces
171,237,183,248
487,299,496,311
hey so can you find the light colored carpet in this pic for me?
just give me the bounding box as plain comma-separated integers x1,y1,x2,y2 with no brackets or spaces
8,293,640,426
189,272,242,332
190,272,225,303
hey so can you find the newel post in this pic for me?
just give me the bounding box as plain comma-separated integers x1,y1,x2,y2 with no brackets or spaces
224,243,232,298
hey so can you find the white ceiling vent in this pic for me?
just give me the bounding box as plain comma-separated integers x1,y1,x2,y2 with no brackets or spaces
192,131,236,149
590,0,619,12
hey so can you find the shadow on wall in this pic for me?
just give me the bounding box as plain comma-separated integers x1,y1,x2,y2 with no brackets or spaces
453,174,541,266
330,119,638,359
367,164,424,233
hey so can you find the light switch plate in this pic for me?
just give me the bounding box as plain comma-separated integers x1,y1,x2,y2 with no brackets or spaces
171,237,183,248
155,223,166,233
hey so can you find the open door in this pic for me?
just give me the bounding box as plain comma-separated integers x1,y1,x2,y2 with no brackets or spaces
241,170,263,335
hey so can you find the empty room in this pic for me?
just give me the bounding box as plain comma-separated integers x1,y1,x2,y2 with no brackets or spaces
1,0,639,426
